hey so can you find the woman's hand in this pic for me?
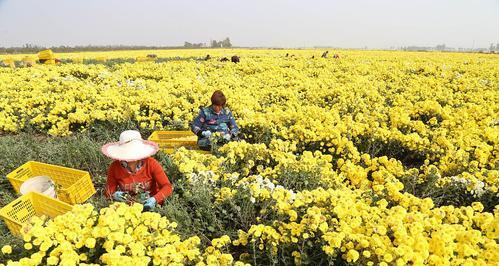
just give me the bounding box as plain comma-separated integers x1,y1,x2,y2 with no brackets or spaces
202,130,212,137
143,197,157,211
112,191,127,202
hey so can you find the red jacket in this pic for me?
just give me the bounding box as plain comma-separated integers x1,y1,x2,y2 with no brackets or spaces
105,157,173,203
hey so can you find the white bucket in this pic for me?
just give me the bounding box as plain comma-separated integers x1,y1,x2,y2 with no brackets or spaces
20,176,57,198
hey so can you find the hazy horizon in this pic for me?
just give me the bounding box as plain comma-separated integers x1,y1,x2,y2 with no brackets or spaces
0,0,498,49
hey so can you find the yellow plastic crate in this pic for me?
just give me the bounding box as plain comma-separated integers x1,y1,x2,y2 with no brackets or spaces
2,57,14,65
37,49,55,60
43,59,56,65
0,192,73,235
22,56,36,65
96,56,107,62
7,161,96,205
136,56,154,62
148,131,210,154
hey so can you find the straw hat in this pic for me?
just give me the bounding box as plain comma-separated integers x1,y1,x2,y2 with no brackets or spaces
102,130,159,161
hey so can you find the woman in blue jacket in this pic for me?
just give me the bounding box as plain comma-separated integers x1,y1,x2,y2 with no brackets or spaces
191,90,239,150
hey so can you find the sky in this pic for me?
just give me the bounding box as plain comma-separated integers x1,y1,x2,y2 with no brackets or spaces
0,0,498,49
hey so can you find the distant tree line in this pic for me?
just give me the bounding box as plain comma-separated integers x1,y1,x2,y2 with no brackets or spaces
0,44,189,54
183,42,205,48
183,37,232,48
209,38,232,48
402,43,499,52
1,38,234,54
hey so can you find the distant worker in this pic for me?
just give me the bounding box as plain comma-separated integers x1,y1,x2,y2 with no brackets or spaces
333,54,340,59
191,90,240,151
321,51,329,58
231,55,240,63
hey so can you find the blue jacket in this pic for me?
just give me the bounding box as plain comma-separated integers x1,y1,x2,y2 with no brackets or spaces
191,106,239,136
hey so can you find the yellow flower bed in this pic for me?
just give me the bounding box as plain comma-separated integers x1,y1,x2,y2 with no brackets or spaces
0,49,498,265
2,203,248,266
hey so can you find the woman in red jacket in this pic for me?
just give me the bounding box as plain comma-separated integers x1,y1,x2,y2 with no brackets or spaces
102,130,172,210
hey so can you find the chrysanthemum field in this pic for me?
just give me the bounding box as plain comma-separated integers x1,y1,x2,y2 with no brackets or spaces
0,49,497,265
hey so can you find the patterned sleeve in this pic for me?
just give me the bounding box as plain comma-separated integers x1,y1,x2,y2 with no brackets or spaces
150,159,173,203
191,109,206,135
